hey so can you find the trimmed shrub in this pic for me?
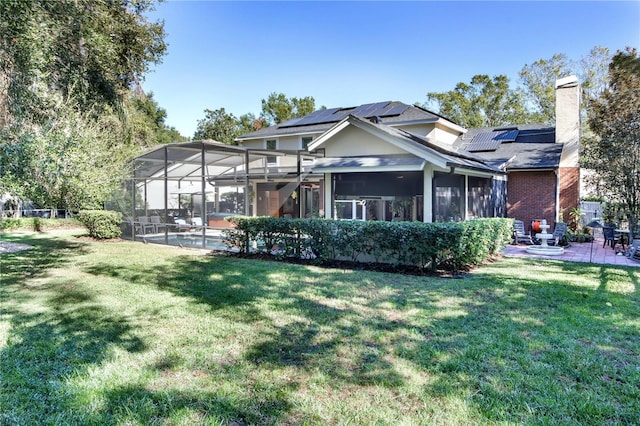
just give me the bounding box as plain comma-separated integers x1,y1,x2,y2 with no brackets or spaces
78,210,122,239
224,216,513,273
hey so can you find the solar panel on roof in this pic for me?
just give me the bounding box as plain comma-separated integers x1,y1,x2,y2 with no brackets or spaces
382,104,409,116
466,129,520,152
351,102,390,118
494,129,519,141
468,139,502,152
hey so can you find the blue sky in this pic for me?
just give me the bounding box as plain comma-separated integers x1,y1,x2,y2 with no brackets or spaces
143,1,640,137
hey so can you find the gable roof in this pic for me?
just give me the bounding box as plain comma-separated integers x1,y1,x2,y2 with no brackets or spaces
236,101,464,140
452,124,562,170
310,115,503,175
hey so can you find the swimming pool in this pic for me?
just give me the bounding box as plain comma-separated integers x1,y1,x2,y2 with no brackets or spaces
142,233,229,251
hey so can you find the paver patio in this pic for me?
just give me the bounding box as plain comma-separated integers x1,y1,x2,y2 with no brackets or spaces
503,235,639,267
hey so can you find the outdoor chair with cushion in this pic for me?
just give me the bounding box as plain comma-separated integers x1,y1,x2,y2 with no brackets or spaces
602,226,623,251
190,217,204,230
513,220,533,245
172,218,190,232
549,222,568,246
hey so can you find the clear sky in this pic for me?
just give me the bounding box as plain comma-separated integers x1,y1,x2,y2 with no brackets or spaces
143,1,640,137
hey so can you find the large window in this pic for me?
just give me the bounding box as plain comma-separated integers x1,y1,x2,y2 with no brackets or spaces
468,176,492,218
434,173,464,222
266,139,277,165
333,172,423,221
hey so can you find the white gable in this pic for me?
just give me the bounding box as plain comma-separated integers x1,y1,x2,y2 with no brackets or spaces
322,125,408,157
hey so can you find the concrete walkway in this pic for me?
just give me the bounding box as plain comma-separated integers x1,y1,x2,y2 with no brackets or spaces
503,236,639,267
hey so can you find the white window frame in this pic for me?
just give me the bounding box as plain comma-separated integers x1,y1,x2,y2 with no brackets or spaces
265,139,278,166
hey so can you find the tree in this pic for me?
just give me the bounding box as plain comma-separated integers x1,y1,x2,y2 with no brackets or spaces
0,0,168,210
0,0,166,118
583,48,640,238
0,100,137,210
426,75,531,128
518,53,574,124
579,46,612,106
193,108,241,144
261,92,316,125
127,92,187,145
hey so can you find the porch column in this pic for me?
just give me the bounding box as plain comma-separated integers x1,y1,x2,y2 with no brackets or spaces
324,173,332,219
423,165,433,222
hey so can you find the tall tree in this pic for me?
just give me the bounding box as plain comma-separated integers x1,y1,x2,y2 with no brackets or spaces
0,0,167,210
127,92,187,145
583,48,640,238
426,75,530,128
0,0,166,120
518,53,574,124
193,108,241,144
579,46,612,106
261,92,316,125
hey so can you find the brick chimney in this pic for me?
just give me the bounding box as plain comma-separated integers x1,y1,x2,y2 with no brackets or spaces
555,76,581,219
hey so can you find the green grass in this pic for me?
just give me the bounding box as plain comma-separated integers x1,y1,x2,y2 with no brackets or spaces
1,230,639,425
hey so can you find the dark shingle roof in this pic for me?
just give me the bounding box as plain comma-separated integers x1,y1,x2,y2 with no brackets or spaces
452,124,561,170
236,101,451,140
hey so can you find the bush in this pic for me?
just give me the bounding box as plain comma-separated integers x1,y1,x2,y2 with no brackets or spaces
77,210,122,239
0,217,82,232
0,218,22,231
224,217,513,273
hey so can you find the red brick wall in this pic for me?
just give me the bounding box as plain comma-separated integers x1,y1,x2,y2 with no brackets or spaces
559,166,580,220
507,171,557,233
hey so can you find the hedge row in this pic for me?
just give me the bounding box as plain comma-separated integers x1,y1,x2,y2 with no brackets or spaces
0,217,82,232
223,217,513,272
77,210,122,239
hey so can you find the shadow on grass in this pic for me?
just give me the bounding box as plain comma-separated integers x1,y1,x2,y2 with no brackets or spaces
399,259,640,424
13,237,638,424
83,250,640,423
1,286,146,423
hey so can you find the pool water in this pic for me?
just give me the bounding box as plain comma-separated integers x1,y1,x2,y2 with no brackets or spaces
143,234,229,250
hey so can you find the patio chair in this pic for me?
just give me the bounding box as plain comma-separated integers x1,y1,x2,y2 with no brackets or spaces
602,226,623,251
627,238,640,260
190,217,204,230
137,216,155,235
150,215,166,233
549,222,568,246
513,220,533,245
172,218,190,232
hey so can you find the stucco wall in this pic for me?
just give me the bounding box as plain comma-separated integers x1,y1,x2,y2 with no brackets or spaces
323,126,407,157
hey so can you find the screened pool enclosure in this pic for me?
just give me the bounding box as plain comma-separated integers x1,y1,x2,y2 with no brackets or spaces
112,141,323,249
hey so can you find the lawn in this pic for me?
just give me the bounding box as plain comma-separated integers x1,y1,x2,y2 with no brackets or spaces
1,230,639,425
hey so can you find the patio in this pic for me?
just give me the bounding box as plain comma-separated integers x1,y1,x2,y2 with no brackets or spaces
503,235,639,267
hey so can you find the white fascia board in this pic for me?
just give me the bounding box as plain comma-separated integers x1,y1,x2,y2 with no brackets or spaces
306,119,351,151
314,164,425,174
351,122,450,169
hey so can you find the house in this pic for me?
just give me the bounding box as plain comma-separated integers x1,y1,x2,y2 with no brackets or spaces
236,76,580,228
125,77,579,243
